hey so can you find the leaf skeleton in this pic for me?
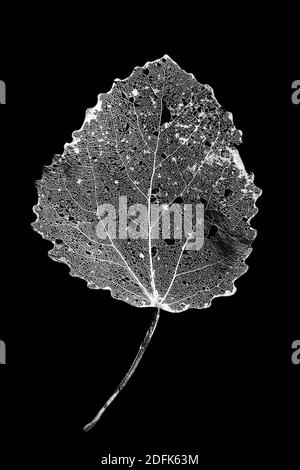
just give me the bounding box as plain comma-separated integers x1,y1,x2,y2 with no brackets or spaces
32,55,262,430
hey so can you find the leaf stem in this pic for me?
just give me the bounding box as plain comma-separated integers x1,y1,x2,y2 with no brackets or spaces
83,307,160,431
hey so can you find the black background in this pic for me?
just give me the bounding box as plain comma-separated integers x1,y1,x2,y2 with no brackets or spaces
0,20,299,468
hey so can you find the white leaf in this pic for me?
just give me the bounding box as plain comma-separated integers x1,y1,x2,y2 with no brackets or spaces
32,55,262,428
